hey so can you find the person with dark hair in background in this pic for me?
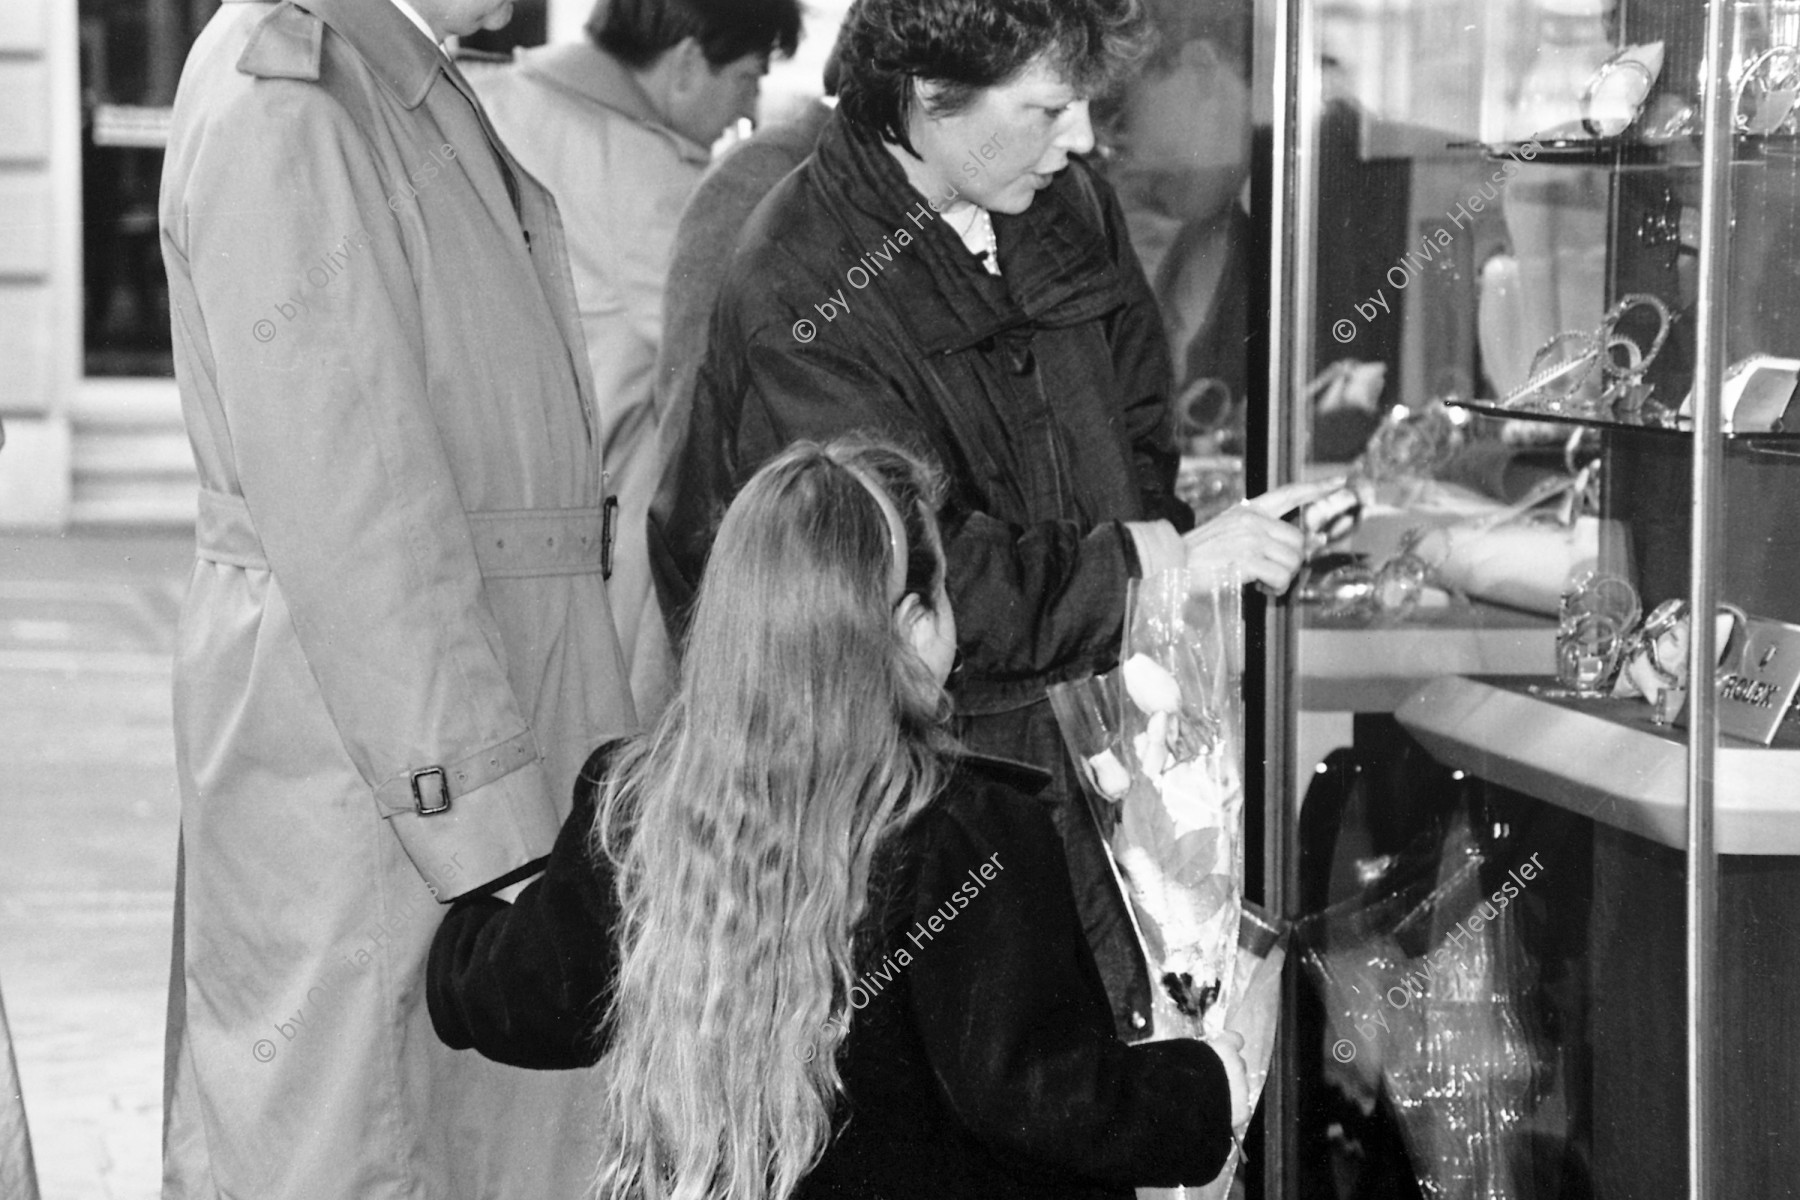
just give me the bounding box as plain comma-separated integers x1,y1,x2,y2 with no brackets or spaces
649,0,1332,1040
652,36,843,499
468,0,802,718
157,0,637,1195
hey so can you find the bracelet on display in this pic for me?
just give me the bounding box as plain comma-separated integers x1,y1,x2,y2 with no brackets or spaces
1597,293,1673,374
1636,598,1688,691
1595,293,1675,416
1581,55,1658,137
1501,293,1673,418
1734,44,1800,135
1508,331,1603,412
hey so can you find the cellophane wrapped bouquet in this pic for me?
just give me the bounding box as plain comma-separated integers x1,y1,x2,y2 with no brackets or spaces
1050,568,1282,1200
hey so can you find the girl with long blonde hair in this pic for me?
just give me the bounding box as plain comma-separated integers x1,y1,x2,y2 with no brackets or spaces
429,437,1249,1200
591,437,958,1200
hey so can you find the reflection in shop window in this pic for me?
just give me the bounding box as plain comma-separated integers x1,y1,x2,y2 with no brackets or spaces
1097,0,1256,466
76,0,841,379
75,0,554,380
79,0,217,378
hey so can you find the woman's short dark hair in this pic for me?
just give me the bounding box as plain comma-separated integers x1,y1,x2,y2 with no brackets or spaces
837,0,1153,153
589,0,803,71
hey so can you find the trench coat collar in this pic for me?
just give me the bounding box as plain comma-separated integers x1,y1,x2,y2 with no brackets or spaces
811,110,1129,356
513,42,711,166
283,0,446,109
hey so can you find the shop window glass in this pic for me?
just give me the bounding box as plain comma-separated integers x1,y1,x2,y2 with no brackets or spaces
79,0,218,377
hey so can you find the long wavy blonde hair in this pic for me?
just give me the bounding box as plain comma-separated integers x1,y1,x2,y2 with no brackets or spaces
591,438,955,1200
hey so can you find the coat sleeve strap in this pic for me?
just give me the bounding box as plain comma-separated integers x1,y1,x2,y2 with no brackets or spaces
371,729,542,820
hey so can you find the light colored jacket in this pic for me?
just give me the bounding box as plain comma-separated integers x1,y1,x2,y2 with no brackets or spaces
158,1,635,1195
471,42,710,718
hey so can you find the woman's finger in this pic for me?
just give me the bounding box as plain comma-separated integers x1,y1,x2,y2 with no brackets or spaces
1241,477,1347,519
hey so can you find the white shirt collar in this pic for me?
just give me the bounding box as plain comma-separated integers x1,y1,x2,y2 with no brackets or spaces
384,0,443,49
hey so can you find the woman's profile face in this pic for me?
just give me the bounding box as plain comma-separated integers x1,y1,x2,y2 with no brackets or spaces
906,56,1096,215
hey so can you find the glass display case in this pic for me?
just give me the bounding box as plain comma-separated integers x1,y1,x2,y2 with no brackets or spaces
1261,0,1800,1196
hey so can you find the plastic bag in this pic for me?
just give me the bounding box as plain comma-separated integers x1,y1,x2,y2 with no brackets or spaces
1049,568,1259,1199
1298,817,1556,1200
1048,570,1246,1037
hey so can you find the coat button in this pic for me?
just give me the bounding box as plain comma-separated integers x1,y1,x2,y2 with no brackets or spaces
1131,1011,1147,1030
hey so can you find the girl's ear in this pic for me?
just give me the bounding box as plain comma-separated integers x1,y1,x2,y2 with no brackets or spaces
894,590,924,629
894,586,958,691
894,593,933,660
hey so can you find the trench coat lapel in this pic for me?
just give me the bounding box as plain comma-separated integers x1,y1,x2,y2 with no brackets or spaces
438,57,525,219
286,0,524,233
278,0,439,107
281,0,599,449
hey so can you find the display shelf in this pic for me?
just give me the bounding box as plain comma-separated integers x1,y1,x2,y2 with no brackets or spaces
1396,675,1800,854
1447,396,1800,439
1299,603,1553,712
1448,133,1800,168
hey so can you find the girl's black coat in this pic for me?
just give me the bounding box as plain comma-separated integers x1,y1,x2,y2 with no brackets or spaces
426,755,1235,1198
647,110,1193,1033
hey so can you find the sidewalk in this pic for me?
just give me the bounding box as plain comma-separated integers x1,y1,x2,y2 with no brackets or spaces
0,529,192,1200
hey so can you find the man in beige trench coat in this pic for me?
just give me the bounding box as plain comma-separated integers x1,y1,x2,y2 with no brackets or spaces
158,0,636,1195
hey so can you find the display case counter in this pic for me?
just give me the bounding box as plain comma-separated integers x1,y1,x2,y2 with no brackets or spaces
1394,673,1800,1194
1260,0,1800,1188
1300,605,1554,713
1395,674,1800,853
1292,607,1554,801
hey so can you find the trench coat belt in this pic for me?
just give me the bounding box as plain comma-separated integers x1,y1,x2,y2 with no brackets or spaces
193,489,610,578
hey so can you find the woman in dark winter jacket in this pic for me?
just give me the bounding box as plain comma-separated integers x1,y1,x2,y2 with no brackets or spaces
647,0,1328,1036
430,437,1249,1199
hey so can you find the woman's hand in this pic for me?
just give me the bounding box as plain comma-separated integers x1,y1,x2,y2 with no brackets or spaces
1183,479,1345,593
1204,1029,1252,1132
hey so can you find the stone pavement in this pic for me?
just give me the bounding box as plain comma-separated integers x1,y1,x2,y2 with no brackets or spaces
0,530,192,1200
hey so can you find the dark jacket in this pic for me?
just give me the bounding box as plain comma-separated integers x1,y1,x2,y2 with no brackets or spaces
647,110,1193,1033
653,101,833,490
426,755,1235,1198
428,745,619,1069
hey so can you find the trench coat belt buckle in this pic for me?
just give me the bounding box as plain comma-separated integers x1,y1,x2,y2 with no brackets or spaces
193,490,613,578
373,729,542,819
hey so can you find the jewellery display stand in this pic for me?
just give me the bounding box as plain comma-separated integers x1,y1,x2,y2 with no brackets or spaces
1428,1,1800,1192
1273,0,1800,1196
1390,670,1800,1196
